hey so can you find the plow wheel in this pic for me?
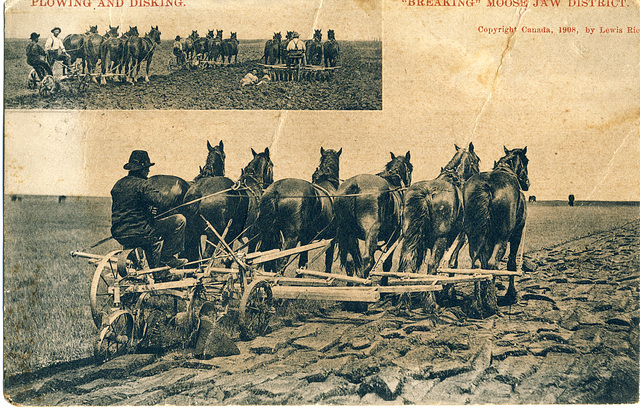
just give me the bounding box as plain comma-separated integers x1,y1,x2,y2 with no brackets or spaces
94,310,134,363
90,249,147,329
239,279,274,340
38,75,57,97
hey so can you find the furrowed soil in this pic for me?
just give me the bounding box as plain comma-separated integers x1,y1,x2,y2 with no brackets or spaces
5,219,639,405
4,39,381,110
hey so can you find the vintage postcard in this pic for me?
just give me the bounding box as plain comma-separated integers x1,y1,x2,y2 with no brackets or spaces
3,0,639,404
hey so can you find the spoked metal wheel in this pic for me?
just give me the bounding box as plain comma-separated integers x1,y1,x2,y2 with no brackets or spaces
27,69,39,89
239,279,274,340
94,310,134,363
38,75,57,97
90,249,147,328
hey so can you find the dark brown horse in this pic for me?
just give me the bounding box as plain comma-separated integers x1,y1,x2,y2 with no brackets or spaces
63,33,85,72
125,26,161,83
399,143,480,275
463,146,529,310
146,140,225,219
279,31,293,64
83,26,103,80
182,31,197,62
262,32,281,65
183,147,273,261
221,32,238,64
100,25,124,84
334,152,412,278
305,29,323,66
257,147,342,273
323,29,339,67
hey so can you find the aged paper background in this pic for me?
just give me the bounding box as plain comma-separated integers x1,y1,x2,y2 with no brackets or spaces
4,0,640,403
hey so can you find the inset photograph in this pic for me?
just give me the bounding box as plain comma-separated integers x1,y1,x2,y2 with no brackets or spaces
4,0,382,110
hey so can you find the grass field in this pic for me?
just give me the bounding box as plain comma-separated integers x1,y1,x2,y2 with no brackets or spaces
4,195,639,377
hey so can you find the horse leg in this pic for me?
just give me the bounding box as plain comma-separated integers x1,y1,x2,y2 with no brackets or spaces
448,232,466,269
324,239,335,274
145,55,152,82
503,225,524,305
361,223,380,279
488,240,508,271
427,237,447,275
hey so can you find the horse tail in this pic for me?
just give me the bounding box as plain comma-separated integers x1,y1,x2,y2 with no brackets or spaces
335,182,362,272
399,185,432,273
464,180,492,265
257,189,281,252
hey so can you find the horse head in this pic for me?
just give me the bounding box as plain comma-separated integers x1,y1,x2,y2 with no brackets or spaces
207,29,215,39
106,25,119,38
195,140,225,180
496,146,530,191
216,30,223,39
446,142,480,182
380,151,413,188
230,32,237,40
312,147,342,188
244,147,274,189
190,30,199,39
327,29,335,40
313,29,322,42
148,26,161,44
88,25,98,34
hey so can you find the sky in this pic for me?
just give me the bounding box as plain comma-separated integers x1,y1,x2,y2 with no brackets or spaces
4,0,640,201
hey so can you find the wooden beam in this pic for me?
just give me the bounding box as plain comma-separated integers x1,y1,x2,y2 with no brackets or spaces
297,269,371,285
386,275,492,285
261,277,332,287
438,268,522,276
376,285,443,294
272,286,380,302
250,240,331,264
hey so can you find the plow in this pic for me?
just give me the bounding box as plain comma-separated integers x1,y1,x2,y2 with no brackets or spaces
72,231,517,363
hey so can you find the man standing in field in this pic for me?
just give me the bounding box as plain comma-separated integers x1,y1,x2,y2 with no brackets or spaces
286,31,306,67
111,150,188,271
26,32,52,80
44,27,70,75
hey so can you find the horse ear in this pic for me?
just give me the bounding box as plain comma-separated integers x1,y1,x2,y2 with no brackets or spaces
219,140,224,150
264,147,270,158
207,140,213,151
321,147,325,156
337,148,342,157
469,142,474,152
504,146,509,154
251,148,257,157
455,144,460,151
523,146,527,155
405,151,411,162
390,152,396,160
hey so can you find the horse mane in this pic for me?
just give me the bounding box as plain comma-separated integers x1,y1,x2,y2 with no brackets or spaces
377,153,412,188
241,149,273,188
312,149,340,189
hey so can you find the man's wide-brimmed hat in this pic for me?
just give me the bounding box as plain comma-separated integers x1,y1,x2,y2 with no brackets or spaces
292,31,300,38
30,32,40,41
175,35,181,40
51,27,62,33
124,150,155,171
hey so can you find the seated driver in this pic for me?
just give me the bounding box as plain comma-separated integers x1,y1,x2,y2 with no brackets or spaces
111,150,188,270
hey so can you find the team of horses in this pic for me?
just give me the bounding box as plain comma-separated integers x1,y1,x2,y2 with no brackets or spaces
63,25,162,84
262,29,340,67
146,141,530,314
181,30,239,64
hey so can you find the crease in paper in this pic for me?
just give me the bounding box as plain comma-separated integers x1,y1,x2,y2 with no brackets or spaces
469,4,529,143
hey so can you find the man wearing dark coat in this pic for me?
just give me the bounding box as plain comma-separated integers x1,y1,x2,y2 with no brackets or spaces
26,32,53,80
111,150,188,270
